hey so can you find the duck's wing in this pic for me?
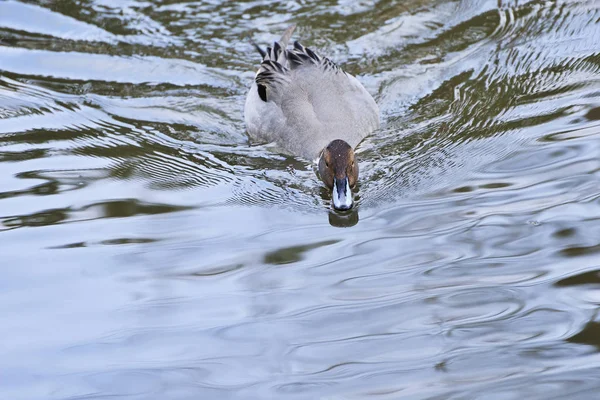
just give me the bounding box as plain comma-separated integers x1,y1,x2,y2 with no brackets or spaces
285,41,378,127
253,37,346,103
287,40,345,74
251,24,295,65
251,25,296,102
245,29,379,159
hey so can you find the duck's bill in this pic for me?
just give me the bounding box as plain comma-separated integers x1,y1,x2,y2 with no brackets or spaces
332,177,353,210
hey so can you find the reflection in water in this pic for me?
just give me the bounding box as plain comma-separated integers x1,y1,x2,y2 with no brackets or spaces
568,321,600,351
328,208,359,228
556,270,600,287
264,240,340,265
2,0,600,398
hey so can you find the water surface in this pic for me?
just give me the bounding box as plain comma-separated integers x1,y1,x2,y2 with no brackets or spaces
2,0,600,398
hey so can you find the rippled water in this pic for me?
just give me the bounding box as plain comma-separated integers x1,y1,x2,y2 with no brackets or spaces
2,0,600,398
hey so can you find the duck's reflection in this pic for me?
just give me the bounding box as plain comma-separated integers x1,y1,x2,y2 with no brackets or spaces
328,207,359,227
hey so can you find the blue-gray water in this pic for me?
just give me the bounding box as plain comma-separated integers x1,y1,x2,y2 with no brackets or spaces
1,0,600,398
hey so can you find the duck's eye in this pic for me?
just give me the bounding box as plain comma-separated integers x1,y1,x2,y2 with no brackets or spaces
325,161,329,167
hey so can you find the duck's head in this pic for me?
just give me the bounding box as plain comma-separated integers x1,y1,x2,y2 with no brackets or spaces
318,139,358,211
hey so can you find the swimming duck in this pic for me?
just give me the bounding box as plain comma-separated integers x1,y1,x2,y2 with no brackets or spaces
244,25,380,210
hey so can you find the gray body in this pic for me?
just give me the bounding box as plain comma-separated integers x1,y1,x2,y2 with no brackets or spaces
244,26,380,160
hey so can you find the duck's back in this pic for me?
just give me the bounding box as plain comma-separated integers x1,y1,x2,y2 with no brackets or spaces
244,31,379,160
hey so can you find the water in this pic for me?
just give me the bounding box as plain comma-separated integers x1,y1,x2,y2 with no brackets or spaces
1,0,600,398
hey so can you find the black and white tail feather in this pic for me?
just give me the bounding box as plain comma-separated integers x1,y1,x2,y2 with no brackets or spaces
252,25,345,102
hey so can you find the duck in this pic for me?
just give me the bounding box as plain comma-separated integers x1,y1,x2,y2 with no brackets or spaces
244,25,380,210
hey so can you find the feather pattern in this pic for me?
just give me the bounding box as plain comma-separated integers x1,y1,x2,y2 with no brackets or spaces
288,41,344,73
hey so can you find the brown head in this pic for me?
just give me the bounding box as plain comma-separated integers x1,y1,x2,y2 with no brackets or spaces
318,139,358,210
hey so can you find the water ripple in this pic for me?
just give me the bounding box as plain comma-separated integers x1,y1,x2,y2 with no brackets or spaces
2,0,600,399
